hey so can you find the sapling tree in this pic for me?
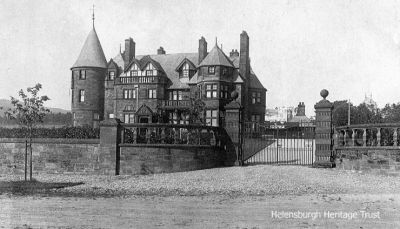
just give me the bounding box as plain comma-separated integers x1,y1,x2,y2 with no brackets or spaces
3,83,50,181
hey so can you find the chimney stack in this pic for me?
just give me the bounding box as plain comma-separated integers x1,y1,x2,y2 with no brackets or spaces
198,36,207,64
296,102,306,116
157,47,166,55
124,38,135,69
230,49,239,58
239,31,250,80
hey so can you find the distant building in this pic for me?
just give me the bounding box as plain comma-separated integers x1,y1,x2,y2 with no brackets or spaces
363,93,378,112
265,106,294,122
70,17,267,127
287,102,313,127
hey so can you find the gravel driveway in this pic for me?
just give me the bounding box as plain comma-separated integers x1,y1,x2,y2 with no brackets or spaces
1,165,399,197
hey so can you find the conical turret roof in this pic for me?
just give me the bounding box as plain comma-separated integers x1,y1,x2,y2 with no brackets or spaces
198,45,234,68
72,28,107,68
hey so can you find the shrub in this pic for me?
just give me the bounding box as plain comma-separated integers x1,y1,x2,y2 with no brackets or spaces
0,126,99,139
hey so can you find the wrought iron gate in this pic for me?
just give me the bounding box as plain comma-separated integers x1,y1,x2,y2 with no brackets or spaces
242,122,315,165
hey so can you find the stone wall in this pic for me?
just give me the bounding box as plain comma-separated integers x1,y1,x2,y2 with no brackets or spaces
335,147,400,176
119,144,224,175
0,138,116,175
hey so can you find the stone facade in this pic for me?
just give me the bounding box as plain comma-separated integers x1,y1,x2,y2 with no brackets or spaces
0,138,109,175
119,145,224,175
335,148,400,176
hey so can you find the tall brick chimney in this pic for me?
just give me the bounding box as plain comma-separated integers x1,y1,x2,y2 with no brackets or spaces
239,31,250,120
239,31,250,80
157,47,166,55
124,38,135,69
198,37,207,64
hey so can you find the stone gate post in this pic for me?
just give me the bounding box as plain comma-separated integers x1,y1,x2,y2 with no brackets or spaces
314,89,334,167
99,118,122,175
224,93,243,165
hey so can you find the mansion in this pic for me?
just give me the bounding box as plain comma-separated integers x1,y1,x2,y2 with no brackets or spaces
71,22,266,127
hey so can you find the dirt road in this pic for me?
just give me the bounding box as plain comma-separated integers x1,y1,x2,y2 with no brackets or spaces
1,194,399,228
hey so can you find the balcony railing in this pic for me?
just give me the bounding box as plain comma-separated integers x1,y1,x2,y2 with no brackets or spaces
118,76,159,84
335,123,400,148
120,123,226,146
159,100,191,109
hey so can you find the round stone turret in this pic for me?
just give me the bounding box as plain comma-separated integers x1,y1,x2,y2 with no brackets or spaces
71,28,107,128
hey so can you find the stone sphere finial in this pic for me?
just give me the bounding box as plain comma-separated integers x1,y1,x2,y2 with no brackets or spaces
320,89,329,99
231,91,239,100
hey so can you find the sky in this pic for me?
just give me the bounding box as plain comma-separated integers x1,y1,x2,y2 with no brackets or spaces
2,0,400,116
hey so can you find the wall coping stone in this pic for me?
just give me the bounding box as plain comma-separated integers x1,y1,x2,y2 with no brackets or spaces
336,146,400,151
119,143,217,149
0,138,100,144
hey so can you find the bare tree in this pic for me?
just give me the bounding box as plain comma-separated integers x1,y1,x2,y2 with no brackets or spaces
3,83,50,181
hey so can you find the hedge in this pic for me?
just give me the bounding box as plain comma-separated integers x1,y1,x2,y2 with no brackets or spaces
0,126,100,139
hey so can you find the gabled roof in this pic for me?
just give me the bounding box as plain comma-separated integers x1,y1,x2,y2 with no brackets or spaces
113,51,266,90
107,58,118,69
198,45,234,68
175,58,196,71
139,55,164,72
72,28,107,68
249,68,266,90
124,58,141,72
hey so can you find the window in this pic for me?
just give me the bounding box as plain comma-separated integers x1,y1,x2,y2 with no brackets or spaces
146,70,153,76
123,89,136,99
145,63,155,76
109,113,114,118
206,110,218,127
208,66,215,74
93,113,100,120
169,90,182,100
130,64,139,76
108,71,115,80
124,113,135,123
169,112,179,124
79,90,85,102
182,63,189,77
206,84,218,98
220,85,229,99
222,68,227,75
79,70,86,80
251,115,261,122
148,89,157,99
252,92,261,104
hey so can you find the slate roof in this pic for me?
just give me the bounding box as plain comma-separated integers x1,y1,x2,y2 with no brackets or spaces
113,50,265,90
230,56,265,90
288,115,311,123
72,28,107,68
198,45,234,68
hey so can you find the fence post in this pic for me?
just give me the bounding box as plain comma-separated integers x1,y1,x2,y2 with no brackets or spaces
314,89,334,168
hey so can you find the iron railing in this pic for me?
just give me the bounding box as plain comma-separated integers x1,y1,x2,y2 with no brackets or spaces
119,123,226,146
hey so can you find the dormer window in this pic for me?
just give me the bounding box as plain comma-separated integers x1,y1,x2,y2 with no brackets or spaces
145,63,155,76
208,66,215,74
130,64,139,76
182,63,189,78
79,70,86,80
108,71,115,80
